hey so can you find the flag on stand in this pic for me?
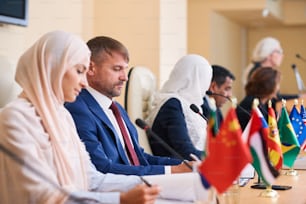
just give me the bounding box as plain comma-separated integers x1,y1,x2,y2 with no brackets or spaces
300,101,306,151
278,103,300,168
242,100,279,186
300,101,306,125
289,102,306,146
267,100,283,170
199,107,252,193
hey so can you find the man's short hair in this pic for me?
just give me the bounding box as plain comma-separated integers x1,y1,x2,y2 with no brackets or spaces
87,36,129,65
211,65,235,86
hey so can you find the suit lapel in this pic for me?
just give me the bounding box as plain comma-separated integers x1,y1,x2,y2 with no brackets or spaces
79,89,130,164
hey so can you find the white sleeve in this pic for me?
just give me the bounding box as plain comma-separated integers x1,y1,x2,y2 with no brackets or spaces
87,162,141,192
65,163,142,204
65,191,120,204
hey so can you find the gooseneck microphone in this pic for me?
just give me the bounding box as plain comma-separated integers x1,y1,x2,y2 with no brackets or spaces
206,90,232,102
190,104,208,121
206,90,250,116
296,53,306,63
291,63,306,92
135,119,193,170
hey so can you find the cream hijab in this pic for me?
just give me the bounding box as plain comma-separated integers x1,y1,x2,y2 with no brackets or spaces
147,54,212,150
15,31,90,189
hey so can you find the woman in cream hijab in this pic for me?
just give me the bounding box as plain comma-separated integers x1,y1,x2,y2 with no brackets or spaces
147,54,212,161
0,30,160,204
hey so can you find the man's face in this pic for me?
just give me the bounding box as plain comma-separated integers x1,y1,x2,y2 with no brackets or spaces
88,52,129,99
209,76,233,108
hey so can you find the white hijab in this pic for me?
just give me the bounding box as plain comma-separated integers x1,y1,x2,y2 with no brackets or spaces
15,31,91,189
147,54,212,150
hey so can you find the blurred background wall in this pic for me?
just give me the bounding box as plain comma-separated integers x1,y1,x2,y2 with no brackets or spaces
1,0,306,111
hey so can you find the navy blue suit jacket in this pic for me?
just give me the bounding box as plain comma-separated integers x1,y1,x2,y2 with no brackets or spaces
65,89,181,176
150,98,204,160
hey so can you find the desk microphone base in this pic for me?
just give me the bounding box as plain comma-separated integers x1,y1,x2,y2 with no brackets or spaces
251,184,292,190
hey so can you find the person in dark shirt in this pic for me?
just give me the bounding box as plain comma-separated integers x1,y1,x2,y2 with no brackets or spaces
237,67,281,130
202,64,235,128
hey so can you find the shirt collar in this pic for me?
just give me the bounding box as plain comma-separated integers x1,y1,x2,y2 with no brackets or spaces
86,86,113,110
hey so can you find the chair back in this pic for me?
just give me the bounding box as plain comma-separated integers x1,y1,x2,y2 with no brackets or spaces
0,56,19,108
125,66,157,154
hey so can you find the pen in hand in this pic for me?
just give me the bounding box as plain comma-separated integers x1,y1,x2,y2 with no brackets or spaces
140,176,152,187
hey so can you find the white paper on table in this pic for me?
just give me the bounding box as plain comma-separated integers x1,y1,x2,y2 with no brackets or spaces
143,172,214,203
240,164,255,179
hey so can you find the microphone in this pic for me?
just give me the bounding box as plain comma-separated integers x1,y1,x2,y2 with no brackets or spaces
206,90,250,116
135,119,193,170
206,90,232,102
291,63,306,92
296,53,306,63
190,104,208,121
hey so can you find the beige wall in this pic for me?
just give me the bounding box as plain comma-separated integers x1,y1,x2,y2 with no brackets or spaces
1,0,306,108
0,0,187,106
93,0,160,75
248,26,306,95
188,0,306,115
94,0,187,101
0,0,94,107
160,0,187,87
188,0,248,114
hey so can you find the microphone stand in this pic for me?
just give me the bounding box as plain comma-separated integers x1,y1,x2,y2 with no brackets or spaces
291,64,306,93
135,119,193,170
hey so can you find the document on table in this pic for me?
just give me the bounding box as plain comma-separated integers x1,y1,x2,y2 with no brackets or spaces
143,172,213,203
240,164,255,179
156,199,193,204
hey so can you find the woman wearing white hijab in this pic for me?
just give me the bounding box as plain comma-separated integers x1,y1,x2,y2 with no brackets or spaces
0,30,160,204
147,54,212,161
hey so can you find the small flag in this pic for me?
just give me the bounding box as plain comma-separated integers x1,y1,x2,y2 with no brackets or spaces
242,99,279,186
289,102,306,146
267,100,283,170
300,100,306,125
199,106,252,193
278,101,300,168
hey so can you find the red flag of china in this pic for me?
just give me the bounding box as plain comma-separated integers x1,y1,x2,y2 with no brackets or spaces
198,107,252,193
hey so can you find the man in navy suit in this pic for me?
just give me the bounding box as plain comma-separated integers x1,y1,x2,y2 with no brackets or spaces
201,65,235,128
65,36,193,176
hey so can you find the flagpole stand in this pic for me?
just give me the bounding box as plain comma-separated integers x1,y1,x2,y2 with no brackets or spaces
259,185,278,198
284,168,298,176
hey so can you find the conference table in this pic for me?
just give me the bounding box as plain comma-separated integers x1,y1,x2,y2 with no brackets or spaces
155,152,306,204
236,151,306,204
238,169,306,204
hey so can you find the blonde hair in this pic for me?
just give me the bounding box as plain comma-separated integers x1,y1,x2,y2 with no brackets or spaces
242,37,281,85
252,37,281,62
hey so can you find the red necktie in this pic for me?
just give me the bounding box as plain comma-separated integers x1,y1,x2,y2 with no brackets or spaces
110,102,140,166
